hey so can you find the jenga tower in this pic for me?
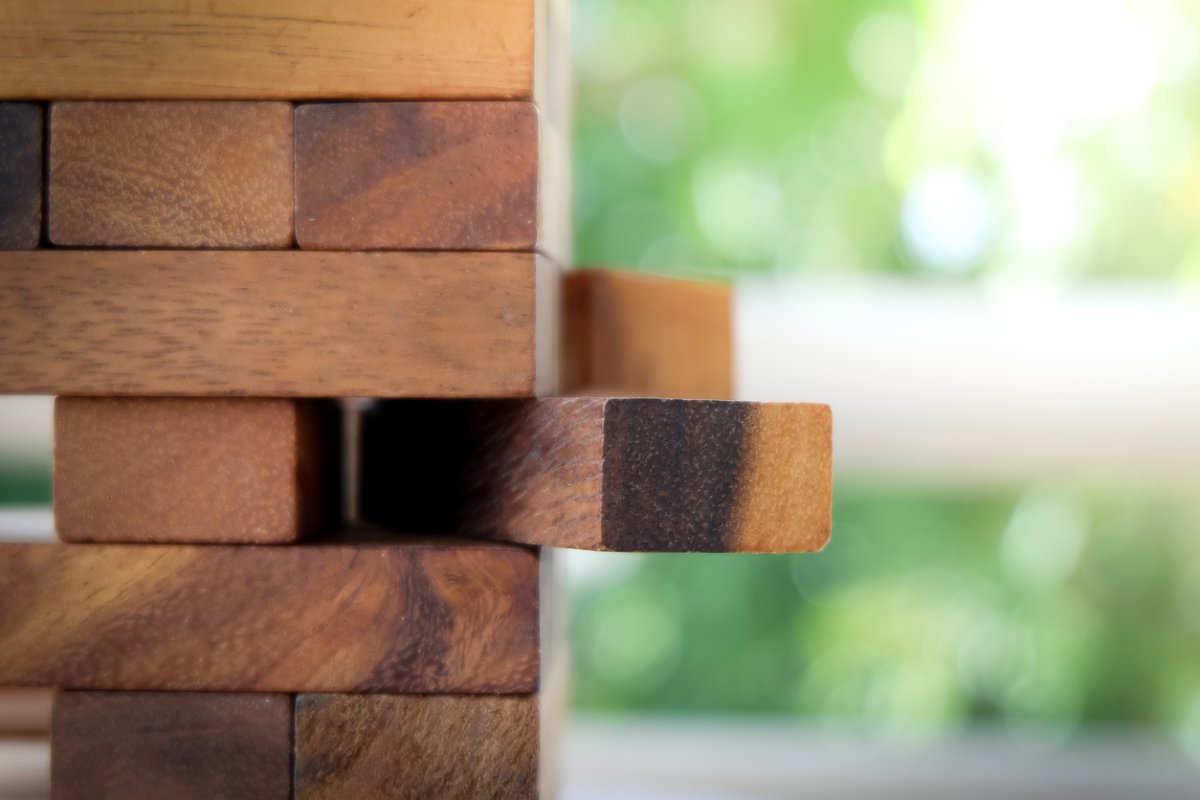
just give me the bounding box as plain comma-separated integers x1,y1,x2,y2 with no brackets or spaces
0,3,832,798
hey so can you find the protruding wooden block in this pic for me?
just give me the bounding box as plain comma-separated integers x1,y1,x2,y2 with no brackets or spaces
0,1,556,101
0,103,42,249
0,251,559,397
0,541,539,693
54,397,340,544
49,102,293,247
295,102,568,259
563,270,732,399
52,692,291,800
362,398,832,552
295,694,540,800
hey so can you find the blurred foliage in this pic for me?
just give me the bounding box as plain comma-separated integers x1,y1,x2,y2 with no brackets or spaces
573,0,1200,282
570,483,1200,747
0,465,51,505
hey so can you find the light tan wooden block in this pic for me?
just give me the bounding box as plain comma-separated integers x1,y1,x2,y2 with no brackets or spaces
0,251,559,397
54,397,340,543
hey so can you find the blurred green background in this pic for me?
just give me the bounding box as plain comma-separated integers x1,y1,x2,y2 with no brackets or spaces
567,0,1200,751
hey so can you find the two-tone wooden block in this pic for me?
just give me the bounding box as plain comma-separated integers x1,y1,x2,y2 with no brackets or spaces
48,102,293,248
0,103,42,249
362,398,832,552
294,101,569,259
0,540,539,693
54,397,340,543
0,251,559,397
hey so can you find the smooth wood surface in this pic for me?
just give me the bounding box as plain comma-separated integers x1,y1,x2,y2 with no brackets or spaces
0,250,553,397
0,689,51,736
296,101,569,257
0,541,540,692
0,103,42,249
54,397,340,544
52,692,290,800
563,270,732,399
295,694,541,800
49,102,293,247
362,398,832,552
0,1,539,100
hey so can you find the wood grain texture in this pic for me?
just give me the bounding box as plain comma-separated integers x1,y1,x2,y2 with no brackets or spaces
54,397,340,543
0,0,540,100
0,103,42,249
563,270,732,399
0,250,554,397
295,693,541,800
361,398,832,552
295,101,569,259
52,692,290,800
0,541,540,692
49,102,293,247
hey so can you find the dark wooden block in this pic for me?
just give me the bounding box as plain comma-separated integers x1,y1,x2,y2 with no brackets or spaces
295,102,569,260
49,102,293,247
0,250,558,397
54,397,340,544
295,694,541,800
0,541,539,692
362,398,832,552
52,692,291,800
563,269,732,399
0,103,42,249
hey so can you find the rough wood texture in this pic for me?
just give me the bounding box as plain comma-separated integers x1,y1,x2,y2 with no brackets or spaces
0,251,556,397
295,101,568,260
0,1,542,100
52,692,290,800
362,399,832,552
295,694,541,800
563,270,732,399
49,102,293,247
0,103,42,249
0,541,539,692
54,397,340,543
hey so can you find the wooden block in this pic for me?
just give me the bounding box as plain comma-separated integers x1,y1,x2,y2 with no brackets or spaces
563,270,732,399
361,398,831,552
295,694,540,800
54,397,340,544
49,102,293,248
0,540,539,692
295,102,569,260
0,689,51,736
0,103,42,249
52,692,290,800
0,0,553,101
0,251,559,397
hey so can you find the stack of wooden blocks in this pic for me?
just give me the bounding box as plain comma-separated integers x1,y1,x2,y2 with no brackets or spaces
0,2,832,798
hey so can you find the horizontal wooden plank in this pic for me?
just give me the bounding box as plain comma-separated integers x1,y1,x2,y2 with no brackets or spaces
52,692,291,800
295,101,569,260
0,0,540,100
0,250,557,397
563,270,732,399
0,103,41,249
0,541,540,692
54,397,340,544
361,398,832,552
48,102,293,247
